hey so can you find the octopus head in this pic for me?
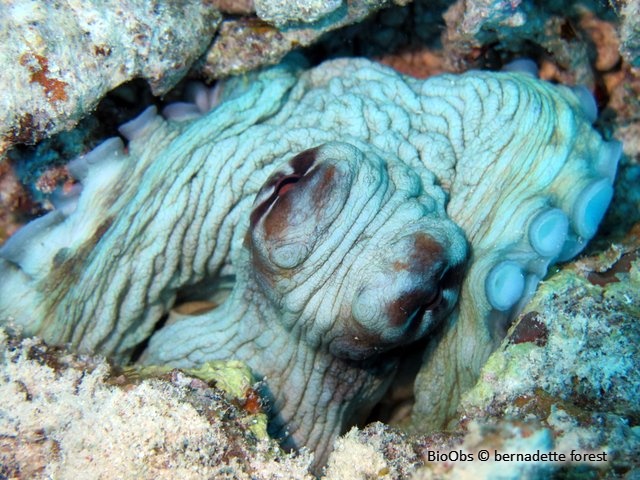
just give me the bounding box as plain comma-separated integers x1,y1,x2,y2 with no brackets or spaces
247,142,467,361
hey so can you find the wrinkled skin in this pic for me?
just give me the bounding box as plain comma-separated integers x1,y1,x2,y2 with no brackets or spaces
0,58,617,466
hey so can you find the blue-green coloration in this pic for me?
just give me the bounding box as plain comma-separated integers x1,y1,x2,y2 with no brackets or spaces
0,57,619,464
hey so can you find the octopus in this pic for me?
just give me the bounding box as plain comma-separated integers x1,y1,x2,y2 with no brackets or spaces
0,57,620,466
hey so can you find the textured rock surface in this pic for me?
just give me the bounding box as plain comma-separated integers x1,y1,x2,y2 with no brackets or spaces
324,423,421,479
620,0,640,68
199,0,412,80
440,0,618,85
448,234,640,475
0,0,221,156
4,317,636,479
461,238,640,422
254,0,343,27
0,329,313,479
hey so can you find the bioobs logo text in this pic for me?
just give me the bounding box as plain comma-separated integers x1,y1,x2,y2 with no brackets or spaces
425,450,473,462
424,449,608,463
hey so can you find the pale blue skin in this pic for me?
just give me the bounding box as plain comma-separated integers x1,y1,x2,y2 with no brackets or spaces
0,57,619,465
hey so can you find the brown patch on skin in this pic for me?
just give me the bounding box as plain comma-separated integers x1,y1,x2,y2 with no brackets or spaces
387,289,433,328
288,146,318,175
263,187,293,239
392,261,409,271
261,149,328,238
90,218,114,247
49,217,114,294
387,232,444,327
20,53,68,104
509,312,548,346
52,247,71,269
249,178,281,230
386,234,446,328
311,165,335,207
262,162,336,239
275,175,300,197
329,323,387,361
249,147,319,229
412,233,444,273
40,216,117,323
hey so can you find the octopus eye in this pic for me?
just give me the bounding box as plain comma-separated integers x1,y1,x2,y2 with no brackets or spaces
392,287,443,331
424,288,443,311
407,289,443,321
403,289,443,328
274,173,302,197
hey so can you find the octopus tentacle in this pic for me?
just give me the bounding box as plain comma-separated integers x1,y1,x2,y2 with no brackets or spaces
412,73,619,430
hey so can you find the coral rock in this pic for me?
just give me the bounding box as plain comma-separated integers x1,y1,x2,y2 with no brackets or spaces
0,0,221,155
